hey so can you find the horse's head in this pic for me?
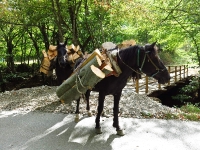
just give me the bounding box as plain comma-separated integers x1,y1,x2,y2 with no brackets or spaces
56,40,68,68
140,42,170,84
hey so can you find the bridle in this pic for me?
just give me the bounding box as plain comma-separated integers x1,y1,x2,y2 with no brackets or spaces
137,48,167,77
57,48,68,67
117,47,167,77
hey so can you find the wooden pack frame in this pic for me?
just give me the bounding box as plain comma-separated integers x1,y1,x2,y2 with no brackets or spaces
118,39,136,49
66,44,83,64
39,50,53,76
40,44,83,75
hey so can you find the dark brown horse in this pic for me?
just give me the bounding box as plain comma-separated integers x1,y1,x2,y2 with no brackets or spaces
75,42,170,135
53,41,91,120
54,41,72,85
58,43,170,135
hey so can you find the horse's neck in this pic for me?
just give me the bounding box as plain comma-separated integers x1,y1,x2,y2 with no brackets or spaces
117,48,138,74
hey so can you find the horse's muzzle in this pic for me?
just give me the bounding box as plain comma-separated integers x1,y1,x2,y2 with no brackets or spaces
158,76,171,84
59,62,67,68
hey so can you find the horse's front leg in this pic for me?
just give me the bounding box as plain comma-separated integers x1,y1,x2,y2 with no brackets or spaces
74,98,81,123
95,92,105,134
113,92,124,136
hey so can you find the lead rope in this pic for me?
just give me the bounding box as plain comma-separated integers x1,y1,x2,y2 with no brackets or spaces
138,50,147,72
146,54,159,70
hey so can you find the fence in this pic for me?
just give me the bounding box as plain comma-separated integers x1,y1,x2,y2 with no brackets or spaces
134,65,189,94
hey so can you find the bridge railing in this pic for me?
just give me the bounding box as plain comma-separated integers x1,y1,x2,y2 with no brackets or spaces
134,65,189,94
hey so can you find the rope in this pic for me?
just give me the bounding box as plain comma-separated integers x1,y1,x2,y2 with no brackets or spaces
75,69,87,94
117,49,143,75
117,48,165,77
75,76,82,94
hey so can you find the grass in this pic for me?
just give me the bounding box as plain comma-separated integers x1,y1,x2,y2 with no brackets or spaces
141,103,200,121
178,103,200,121
180,103,200,114
164,104,200,121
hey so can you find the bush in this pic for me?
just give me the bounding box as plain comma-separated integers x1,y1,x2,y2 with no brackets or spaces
0,62,7,71
172,75,200,103
31,63,40,73
15,63,31,72
4,73,25,82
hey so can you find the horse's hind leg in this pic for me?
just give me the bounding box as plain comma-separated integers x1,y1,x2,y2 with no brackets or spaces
113,91,124,136
95,92,105,134
85,90,92,117
75,98,81,123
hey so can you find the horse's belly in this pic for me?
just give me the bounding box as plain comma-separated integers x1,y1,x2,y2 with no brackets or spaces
94,79,127,95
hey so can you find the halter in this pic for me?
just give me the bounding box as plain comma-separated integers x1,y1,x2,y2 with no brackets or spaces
117,47,166,77
57,45,68,67
57,55,67,67
137,49,166,77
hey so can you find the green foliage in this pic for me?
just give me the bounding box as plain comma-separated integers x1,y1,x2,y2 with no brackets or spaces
180,103,200,114
179,104,200,121
0,0,200,67
172,76,200,103
172,94,191,102
180,77,199,94
159,48,196,65
4,73,25,82
164,113,179,120
0,62,6,70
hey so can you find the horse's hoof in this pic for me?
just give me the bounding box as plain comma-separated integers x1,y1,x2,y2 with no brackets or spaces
60,99,65,104
116,129,125,136
101,112,110,118
74,114,80,123
95,128,102,134
74,117,79,123
103,114,110,118
88,111,92,117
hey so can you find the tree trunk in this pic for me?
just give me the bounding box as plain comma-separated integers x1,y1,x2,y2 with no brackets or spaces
28,30,41,64
0,71,5,92
6,39,15,72
39,23,50,50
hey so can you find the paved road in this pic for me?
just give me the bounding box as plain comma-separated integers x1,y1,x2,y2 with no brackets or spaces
0,111,200,150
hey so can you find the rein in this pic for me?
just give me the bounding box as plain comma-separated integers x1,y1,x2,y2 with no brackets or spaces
117,48,143,75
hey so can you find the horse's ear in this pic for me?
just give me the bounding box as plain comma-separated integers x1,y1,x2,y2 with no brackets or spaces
57,40,60,46
64,40,68,46
151,41,157,48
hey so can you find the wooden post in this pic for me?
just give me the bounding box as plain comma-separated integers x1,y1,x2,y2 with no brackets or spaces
145,76,148,94
158,84,161,90
183,65,185,79
135,79,139,94
180,66,182,80
187,65,188,77
168,66,171,85
175,66,177,82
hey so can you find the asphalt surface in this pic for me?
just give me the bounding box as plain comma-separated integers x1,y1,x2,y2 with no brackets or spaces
0,111,200,150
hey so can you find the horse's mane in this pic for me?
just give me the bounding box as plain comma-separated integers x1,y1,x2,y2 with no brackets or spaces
118,45,139,62
144,44,159,58
118,44,160,68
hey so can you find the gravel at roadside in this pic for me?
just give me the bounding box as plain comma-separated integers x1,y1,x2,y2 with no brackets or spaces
0,85,182,119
